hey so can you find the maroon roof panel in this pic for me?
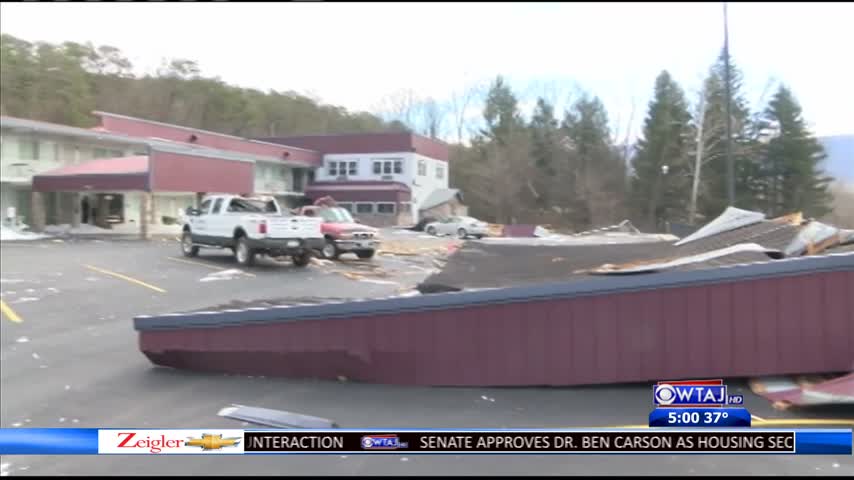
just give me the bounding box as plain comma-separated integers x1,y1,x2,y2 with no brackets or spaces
150,151,254,194
95,112,322,166
32,156,150,192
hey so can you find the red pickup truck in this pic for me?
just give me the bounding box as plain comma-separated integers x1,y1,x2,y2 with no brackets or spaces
295,205,380,260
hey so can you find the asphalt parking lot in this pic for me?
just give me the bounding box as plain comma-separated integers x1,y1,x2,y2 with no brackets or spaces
1,232,852,476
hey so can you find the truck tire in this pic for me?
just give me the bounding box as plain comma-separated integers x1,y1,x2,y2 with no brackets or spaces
457,228,468,239
292,251,311,267
356,250,375,260
181,230,199,257
320,238,340,260
426,226,437,236
235,236,256,266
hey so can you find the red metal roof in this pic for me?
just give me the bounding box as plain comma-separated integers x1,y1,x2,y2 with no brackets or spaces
93,111,323,167
37,155,149,176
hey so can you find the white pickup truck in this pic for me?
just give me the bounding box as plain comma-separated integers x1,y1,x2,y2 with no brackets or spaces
180,194,324,267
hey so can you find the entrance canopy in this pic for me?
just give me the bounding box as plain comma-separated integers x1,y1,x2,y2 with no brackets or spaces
32,156,149,192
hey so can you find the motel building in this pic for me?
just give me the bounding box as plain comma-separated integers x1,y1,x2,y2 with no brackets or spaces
0,112,460,237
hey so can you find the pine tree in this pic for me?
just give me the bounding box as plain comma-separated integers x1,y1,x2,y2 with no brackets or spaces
631,71,693,230
481,76,524,144
697,50,761,219
562,95,627,227
528,98,560,208
758,86,833,218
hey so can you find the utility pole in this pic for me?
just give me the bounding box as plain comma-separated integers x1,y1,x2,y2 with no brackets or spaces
723,2,735,206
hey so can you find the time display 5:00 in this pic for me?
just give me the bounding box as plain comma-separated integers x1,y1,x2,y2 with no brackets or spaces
668,411,731,424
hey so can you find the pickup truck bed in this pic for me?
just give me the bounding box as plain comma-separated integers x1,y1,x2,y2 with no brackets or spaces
181,195,324,267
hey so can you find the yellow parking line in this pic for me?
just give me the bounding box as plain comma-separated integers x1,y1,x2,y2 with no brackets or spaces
83,265,167,293
165,257,255,277
167,256,223,271
0,300,23,323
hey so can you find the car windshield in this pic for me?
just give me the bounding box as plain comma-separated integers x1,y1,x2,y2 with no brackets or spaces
319,207,354,223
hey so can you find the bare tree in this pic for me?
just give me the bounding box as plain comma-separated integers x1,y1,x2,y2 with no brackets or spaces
449,82,485,144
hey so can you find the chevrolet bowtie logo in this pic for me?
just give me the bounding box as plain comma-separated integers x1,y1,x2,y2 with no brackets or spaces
185,433,241,450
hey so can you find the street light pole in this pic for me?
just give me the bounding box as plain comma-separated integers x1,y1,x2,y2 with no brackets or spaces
723,2,735,206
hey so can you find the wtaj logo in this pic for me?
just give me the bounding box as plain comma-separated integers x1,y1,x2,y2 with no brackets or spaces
654,379,744,407
361,435,408,450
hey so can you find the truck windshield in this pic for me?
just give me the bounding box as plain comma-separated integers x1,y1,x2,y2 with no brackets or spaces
319,207,354,223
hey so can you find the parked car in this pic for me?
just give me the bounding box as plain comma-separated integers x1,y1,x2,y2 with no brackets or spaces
295,205,380,260
424,216,489,239
181,194,324,267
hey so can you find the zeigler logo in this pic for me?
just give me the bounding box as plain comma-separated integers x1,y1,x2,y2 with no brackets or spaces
98,429,244,454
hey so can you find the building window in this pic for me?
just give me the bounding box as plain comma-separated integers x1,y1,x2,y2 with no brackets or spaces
328,161,338,176
356,203,374,214
394,160,403,174
338,202,353,213
436,164,445,179
373,161,382,174
19,139,39,160
418,159,427,176
348,161,357,176
376,203,396,214
382,161,392,175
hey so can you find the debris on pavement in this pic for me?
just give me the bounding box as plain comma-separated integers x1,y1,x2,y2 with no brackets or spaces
218,404,338,429
199,269,251,282
749,373,854,409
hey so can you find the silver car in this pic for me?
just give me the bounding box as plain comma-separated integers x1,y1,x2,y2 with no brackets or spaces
425,216,489,239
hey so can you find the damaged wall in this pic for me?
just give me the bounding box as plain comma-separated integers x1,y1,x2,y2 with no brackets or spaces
136,253,854,387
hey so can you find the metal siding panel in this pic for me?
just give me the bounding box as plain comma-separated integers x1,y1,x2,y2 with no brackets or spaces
754,279,779,374
570,297,596,384
662,286,689,379
594,296,618,383
641,290,665,382
151,151,254,193
823,272,852,369
708,284,733,374
616,292,643,382
799,274,825,371
732,279,758,375
686,286,711,375
777,277,802,372
542,301,566,385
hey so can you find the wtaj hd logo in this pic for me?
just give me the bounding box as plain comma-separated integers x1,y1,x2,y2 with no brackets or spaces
653,379,744,407
361,435,409,450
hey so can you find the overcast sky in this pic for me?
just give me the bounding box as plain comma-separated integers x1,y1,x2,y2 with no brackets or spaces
2,2,852,140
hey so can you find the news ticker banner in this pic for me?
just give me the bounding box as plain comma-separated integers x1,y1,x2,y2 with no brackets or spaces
0,429,851,455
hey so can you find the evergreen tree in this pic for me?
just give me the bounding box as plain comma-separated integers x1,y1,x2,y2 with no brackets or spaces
697,50,761,219
562,95,627,227
631,71,693,230
481,76,524,143
758,86,833,217
528,98,560,208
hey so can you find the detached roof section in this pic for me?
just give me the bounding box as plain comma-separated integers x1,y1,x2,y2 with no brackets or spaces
259,132,450,162
420,188,462,210
32,155,150,192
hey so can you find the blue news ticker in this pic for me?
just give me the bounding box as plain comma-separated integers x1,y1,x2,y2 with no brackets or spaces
649,408,752,428
0,428,851,455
